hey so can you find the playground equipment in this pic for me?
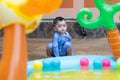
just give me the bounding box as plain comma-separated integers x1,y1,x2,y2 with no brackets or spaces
27,0,120,79
0,0,62,80
77,0,120,59
27,55,118,75
0,0,120,80
27,55,120,80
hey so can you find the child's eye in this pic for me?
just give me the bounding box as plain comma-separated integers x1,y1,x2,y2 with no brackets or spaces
63,25,66,27
57,24,66,27
58,25,62,27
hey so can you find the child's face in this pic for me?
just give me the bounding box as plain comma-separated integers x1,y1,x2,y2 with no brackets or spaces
54,20,67,34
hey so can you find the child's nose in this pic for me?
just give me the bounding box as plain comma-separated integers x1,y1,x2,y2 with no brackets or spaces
61,27,64,29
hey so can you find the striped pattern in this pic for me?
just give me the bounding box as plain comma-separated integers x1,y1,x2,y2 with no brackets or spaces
107,28,120,59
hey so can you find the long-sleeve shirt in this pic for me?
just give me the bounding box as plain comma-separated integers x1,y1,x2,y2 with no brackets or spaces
52,31,72,56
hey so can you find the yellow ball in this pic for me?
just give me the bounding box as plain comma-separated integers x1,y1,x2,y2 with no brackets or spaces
33,60,43,70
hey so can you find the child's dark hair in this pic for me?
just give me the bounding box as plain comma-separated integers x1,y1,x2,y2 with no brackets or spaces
53,16,65,26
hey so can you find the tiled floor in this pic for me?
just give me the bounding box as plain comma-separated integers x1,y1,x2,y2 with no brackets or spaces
26,38,112,60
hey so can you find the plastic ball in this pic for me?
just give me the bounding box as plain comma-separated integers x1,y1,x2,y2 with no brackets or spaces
80,58,89,67
93,59,102,69
33,60,43,70
116,58,120,70
42,60,52,71
102,59,111,67
51,59,61,70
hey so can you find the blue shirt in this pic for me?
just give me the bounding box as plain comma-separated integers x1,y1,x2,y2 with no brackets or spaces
52,31,72,56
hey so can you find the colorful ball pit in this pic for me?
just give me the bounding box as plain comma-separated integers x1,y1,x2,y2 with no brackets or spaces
27,55,120,77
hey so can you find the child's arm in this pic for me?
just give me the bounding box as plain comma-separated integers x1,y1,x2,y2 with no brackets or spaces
67,32,74,55
66,32,72,43
52,33,60,57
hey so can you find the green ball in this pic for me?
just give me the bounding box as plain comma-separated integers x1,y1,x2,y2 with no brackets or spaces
116,58,120,70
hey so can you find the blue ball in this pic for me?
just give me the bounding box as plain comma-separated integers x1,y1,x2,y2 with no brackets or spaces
42,60,52,71
51,59,61,70
93,59,102,69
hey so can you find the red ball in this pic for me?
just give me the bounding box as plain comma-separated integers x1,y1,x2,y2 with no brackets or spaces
80,58,89,67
